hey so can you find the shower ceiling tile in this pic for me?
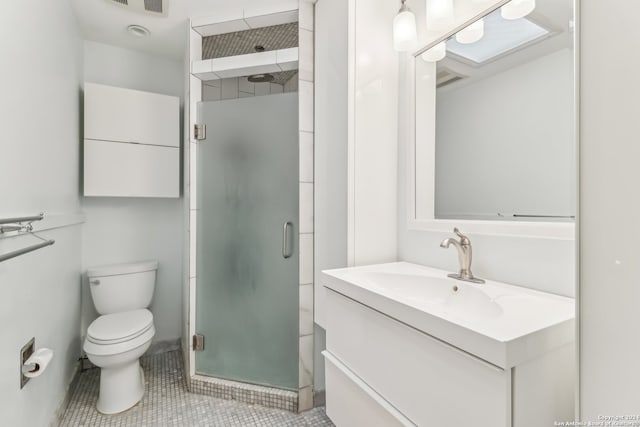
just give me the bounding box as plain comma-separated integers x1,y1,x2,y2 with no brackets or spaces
202,22,298,60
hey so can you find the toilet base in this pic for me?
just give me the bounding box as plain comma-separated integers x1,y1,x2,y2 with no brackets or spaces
97,361,145,414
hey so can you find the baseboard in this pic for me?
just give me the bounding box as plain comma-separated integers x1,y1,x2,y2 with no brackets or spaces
48,359,82,427
313,390,326,407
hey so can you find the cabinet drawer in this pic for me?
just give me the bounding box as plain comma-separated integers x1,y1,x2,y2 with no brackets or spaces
84,83,179,148
324,351,415,427
326,289,511,427
84,139,179,197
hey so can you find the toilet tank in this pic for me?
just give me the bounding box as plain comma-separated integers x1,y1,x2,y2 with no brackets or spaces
87,260,158,315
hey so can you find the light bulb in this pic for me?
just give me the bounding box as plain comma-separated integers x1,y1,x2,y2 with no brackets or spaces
393,1,418,52
501,0,535,20
421,41,446,62
455,18,484,44
427,0,455,32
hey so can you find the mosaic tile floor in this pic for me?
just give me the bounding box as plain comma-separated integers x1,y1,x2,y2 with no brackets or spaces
60,351,334,426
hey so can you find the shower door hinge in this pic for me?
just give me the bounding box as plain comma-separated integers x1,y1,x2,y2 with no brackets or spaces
194,124,206,141
192,334,205,352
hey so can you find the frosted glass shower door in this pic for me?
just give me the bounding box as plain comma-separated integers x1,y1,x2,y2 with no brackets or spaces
195,93,299,390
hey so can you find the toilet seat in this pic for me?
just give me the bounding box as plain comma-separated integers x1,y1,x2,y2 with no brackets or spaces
84,309,155,357
87,309,153,344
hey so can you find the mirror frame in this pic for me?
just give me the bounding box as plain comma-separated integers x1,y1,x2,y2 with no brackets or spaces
407,0,577,240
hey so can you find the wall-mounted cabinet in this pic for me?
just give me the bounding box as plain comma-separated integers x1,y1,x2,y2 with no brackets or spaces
83,82,180,197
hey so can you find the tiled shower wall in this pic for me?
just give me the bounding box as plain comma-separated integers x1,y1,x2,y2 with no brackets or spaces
297,0,315,412
187,0,315,413
202,74,298,101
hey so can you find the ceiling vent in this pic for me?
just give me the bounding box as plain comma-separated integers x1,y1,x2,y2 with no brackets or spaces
436,67,466,89
106,0,168,17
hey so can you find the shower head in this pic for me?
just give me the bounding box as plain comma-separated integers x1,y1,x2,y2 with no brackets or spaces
247,74,275,83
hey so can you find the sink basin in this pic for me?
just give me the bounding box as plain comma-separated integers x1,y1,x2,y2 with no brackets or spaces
323,262,575,368
355,272,504,321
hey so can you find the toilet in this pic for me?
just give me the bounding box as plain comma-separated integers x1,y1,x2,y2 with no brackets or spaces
83,260,158,414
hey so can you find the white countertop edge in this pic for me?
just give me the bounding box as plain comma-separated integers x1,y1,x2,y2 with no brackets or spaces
322,263,575,369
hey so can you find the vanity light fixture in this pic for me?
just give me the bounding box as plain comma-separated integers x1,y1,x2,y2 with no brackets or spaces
501,0,536,20
393,0,418,52
455,18,484,44
427,0,455,32
421,41,447,62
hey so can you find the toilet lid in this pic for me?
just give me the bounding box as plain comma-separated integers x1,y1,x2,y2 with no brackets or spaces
87,309,154,345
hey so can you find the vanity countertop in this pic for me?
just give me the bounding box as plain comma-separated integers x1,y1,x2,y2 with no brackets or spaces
322,262,575,369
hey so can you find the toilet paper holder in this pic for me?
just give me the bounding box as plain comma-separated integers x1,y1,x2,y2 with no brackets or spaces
22,362,40,374
20,337,35,389
20,338,54,389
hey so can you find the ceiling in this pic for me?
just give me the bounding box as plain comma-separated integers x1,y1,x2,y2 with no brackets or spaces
70,0,295,61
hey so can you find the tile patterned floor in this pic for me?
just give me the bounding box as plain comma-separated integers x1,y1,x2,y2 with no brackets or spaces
60,351,334,426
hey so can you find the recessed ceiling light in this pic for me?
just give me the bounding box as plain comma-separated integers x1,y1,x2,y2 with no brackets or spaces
127,24,150,37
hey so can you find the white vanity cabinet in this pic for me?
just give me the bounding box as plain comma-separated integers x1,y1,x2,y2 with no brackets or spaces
322,262,575,427
83,82,180,197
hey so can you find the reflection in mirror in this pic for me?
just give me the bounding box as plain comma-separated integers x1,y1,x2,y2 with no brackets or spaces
415,0,575,222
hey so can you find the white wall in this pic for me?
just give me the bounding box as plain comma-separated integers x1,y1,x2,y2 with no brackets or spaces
579,0,640,418
0,1,84,425
314,0,349,390
349,0,399,267
434,48,575,219
81,41,184,345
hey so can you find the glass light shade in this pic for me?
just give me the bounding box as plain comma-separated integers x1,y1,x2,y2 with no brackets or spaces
455,18,484,44
427,0,455,32
421,41,446,62
393,9,418,52
501,0,535,20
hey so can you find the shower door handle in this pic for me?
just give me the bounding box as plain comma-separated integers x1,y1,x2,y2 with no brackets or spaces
282,221,293,259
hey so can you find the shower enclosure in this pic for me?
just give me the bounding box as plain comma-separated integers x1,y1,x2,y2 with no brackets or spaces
187,5,315,411
195,93,299,390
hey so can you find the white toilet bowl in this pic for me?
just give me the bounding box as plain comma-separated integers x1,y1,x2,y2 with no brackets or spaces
84,309,156,414
83,260,158,415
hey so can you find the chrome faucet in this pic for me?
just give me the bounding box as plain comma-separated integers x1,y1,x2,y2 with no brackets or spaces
440,228,485,284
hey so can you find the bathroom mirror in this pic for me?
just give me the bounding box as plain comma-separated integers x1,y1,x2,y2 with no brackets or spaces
412,0,575,235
